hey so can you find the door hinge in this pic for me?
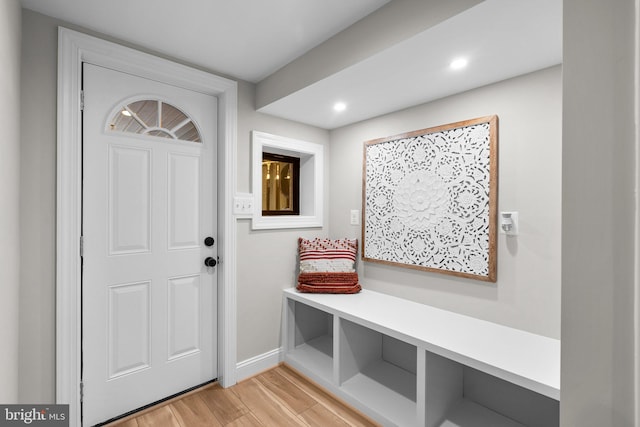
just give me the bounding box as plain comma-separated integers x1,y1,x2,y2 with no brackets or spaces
80,90,84,111
80,381,84,402
80,236,84,257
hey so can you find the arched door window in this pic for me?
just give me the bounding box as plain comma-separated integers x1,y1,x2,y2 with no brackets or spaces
108,99,202,142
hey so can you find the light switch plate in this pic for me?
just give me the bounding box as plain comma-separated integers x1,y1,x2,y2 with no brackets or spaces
233,193,254,217
350,209,360,225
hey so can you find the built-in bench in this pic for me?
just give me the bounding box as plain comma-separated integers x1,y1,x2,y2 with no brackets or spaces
283,288,560,427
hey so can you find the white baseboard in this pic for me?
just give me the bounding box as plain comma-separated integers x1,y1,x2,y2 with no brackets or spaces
235,347,283,382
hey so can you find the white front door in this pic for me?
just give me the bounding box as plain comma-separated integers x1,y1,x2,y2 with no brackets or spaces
82,63,218,425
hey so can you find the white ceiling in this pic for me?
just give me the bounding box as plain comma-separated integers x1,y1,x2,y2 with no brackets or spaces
260,0,563,129
20,0,562,130
20,0,390,82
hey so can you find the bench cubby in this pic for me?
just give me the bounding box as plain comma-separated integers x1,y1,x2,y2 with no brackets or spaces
285,300,334,381
283,288,559,427
339,319,418,426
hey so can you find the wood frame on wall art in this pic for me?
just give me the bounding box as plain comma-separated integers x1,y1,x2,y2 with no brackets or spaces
361,115,498,282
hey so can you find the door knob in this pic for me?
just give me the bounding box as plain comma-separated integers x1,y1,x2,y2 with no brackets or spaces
204,237,215,247
204,257,217,267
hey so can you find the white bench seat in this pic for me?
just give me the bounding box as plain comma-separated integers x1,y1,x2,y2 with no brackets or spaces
283,288,560,427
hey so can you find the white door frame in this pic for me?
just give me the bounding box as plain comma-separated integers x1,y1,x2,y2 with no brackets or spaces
56,27,238,427
635,2,640,424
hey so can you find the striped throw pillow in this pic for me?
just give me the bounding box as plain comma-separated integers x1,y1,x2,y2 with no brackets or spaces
298,238,357,273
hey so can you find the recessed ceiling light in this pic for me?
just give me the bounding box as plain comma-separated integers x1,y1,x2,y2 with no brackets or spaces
450,58,468,70
333,102,347,112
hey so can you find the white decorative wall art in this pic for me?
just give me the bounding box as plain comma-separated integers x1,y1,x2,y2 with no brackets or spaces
362,116,498,282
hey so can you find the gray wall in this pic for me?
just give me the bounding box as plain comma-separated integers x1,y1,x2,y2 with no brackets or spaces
235,80,330,361
330,66,562,339
561,0,638,425
19,9,58,403
0,0,21,404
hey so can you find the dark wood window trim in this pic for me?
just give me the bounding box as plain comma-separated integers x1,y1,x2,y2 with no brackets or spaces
262,152,300,216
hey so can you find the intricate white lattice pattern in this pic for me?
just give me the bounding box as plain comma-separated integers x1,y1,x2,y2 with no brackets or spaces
364,123,491,277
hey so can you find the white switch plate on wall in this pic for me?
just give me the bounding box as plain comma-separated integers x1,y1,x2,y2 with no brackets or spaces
233,193,254,217
350,209,360,225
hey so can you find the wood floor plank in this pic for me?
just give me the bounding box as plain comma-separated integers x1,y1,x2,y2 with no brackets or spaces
224,412,265,427
254,367,316,414
198,384,250,424
103,365,379,427
299,403,354,427
109,418,138,427
231,378,307,427
169,394,222,427
278,365,380,427
135,405,181,427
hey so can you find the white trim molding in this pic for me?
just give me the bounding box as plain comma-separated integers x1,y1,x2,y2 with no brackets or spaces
251,131,324,229
236,348,284,382
56,27,238,426
635,2,640,424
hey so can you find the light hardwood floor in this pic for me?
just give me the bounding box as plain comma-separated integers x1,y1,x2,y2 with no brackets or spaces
103,364,380,427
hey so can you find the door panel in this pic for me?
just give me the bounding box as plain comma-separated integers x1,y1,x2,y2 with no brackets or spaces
108,281,151,378
167,275,201,359
108,146,152,254
168,153,200,249
82,63,217,425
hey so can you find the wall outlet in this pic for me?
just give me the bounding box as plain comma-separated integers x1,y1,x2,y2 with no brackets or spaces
500,211,519,235
233,194,254,217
